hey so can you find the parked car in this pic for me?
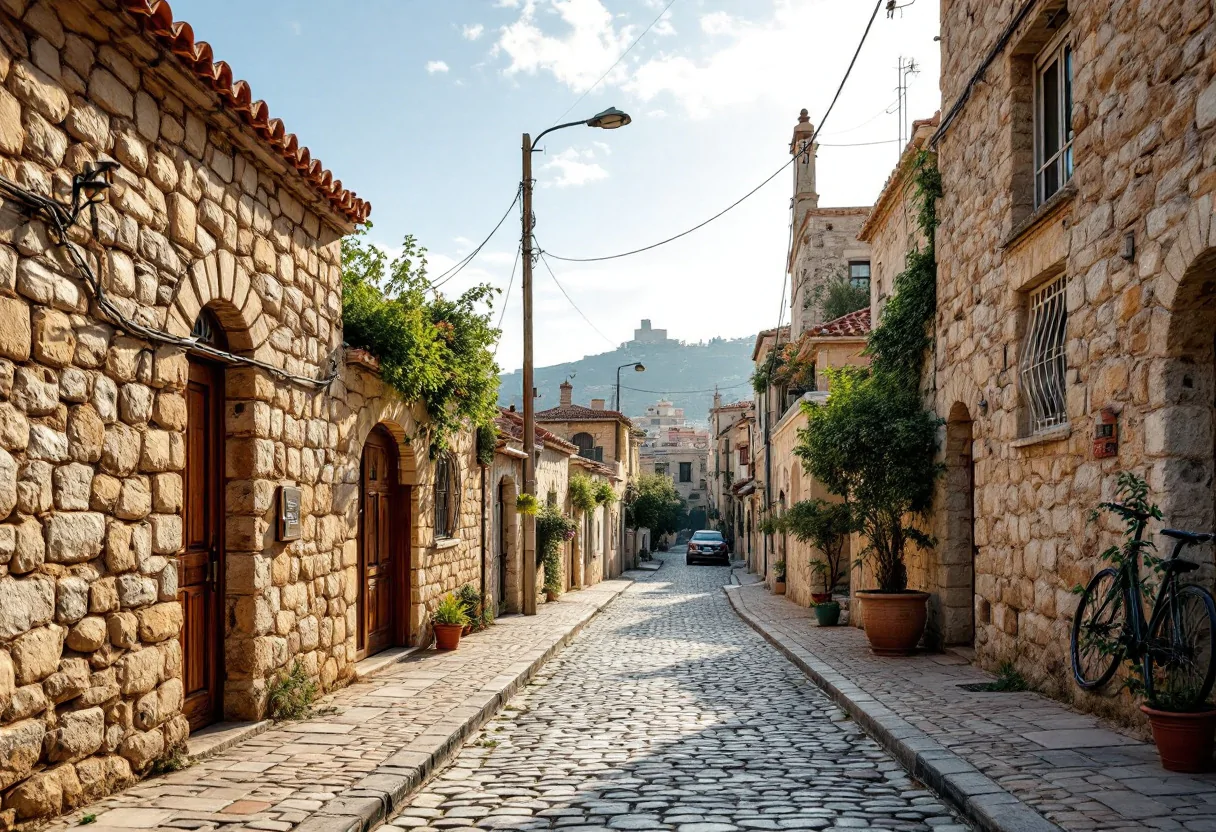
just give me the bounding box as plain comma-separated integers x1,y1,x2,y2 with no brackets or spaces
686,530,731,565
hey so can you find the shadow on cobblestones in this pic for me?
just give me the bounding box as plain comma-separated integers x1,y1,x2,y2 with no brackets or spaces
385,556,970,832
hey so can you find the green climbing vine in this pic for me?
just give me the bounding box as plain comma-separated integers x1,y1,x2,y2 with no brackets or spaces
342,229,501,458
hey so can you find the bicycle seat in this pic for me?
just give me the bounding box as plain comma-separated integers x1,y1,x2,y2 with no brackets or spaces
1161,558,1200,574
1161,529,1215,544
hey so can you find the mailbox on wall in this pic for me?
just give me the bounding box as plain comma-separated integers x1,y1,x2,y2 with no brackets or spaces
278,486,302,541
1093,407,1118,459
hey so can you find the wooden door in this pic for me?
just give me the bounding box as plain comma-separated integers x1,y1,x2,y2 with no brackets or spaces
497,482,508,605
181,359,224,731
359,427,403,658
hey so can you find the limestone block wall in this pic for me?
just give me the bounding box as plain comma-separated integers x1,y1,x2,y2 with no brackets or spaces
930,0,1216,721
790,209,871,338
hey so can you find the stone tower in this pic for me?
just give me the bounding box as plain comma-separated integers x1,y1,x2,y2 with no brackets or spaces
790,108,819,241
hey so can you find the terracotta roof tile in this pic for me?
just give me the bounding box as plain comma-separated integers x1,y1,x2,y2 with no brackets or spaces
807,307,871,338
535,404,632,426
121,0,370,225
495,409,578,453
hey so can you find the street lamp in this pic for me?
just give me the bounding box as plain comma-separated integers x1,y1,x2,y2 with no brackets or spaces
521,107,632,615
614,362,645,412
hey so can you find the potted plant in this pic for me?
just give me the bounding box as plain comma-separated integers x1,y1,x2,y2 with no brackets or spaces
516,493,539,515
432,593,470,650
536,504,576,602
1088,474,1216,772
456,584,484,635
795,367,943,655
783,499,853,626
772,560,787,595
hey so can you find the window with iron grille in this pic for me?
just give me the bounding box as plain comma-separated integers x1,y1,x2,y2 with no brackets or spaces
1035,29,1073,206
679,462,692,483
1019,275,1068,433
434,453,458,538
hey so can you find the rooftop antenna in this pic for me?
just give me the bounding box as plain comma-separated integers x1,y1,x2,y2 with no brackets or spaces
886,0,917,18
896,56,920,154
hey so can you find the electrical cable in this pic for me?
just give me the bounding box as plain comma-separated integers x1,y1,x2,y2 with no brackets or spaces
536,252,618,348
550,0,679,127
815,96,899,137
818,138,901,147
621,380,750,395
429,184,522,290
0,174,338,388
541,0,884,265
492,245,522,359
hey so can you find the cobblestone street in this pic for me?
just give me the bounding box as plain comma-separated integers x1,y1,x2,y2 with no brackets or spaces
384,553,969,832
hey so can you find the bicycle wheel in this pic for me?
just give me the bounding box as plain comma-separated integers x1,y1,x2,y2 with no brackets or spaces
1071,567,1126,690
1144,584,1216,709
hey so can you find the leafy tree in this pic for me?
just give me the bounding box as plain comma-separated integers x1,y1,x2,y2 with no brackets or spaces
626,473,684,539
780,499,854,596
808,264,869,323
795,366,942,592
342,229,500,457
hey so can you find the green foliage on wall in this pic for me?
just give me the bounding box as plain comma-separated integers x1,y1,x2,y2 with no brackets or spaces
626,473,685,538
808,264,870,322
536,504,576,597
342,229,501,458
569,473,598,513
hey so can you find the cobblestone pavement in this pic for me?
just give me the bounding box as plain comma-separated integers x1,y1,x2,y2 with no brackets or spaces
729,578,1216,832
45,581,632,832
383,552,970,832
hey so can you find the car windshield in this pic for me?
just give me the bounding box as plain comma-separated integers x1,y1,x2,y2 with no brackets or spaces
691,532,723,541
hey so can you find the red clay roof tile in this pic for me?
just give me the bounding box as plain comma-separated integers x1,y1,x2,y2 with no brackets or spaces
121,0,370,225
807,307,871,338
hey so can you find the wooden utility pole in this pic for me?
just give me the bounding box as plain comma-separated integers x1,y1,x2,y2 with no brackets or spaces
521,132,537,616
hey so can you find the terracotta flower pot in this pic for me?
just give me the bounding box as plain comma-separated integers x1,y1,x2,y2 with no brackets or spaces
814,601,841,626
811,592,832,604
1141,705,1216,772
774,581,787,595
859,591,930,655
434,623,463,651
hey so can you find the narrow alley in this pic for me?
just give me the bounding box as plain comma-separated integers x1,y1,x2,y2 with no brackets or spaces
381,553,968,832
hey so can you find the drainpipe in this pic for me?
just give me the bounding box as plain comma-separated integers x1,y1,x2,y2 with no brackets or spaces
763,391,772,577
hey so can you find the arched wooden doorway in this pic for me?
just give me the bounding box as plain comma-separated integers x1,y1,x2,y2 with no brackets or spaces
358,426,410,658
182,309,226,730
942,403,976,647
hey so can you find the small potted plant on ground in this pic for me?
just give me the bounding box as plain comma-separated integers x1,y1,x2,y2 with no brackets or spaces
795,367,942,654
432,593,470,650
456,584,483,635
536,504,576,601
772,559,787,594
783,499,853,627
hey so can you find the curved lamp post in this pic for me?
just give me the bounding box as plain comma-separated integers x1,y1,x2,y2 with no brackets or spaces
521,107,632,615
614,362,645,412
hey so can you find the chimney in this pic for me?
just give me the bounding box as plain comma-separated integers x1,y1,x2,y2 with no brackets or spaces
559,381,573,407
590,399,605,411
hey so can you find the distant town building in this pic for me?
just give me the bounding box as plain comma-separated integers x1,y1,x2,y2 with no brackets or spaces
638,399,710,528
622,319,675,348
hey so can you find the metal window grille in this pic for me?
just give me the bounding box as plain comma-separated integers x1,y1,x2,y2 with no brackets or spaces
435,454,453,538
1020,275,1068,433
1035,32,1074,206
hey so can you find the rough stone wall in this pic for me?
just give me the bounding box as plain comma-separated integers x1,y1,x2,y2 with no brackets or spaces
862,159,928,317
0,0,488,819
789,209,871,338
542,418,621,465
931,0,1216,722
488,453,521,614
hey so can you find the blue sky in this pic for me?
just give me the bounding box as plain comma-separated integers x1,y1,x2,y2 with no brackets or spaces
170,0,941,372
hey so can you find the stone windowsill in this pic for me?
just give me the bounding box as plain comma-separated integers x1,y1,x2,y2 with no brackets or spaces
1001,184,1077,250
1011,423,1072,448
434,537,462,550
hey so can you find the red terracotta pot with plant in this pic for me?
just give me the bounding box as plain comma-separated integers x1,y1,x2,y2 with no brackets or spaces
793,366,943,657
1140,705,1216,772
432,593,470,651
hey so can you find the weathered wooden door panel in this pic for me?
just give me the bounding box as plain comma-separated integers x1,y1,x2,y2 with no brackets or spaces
181,360,224,731
359,428,404,658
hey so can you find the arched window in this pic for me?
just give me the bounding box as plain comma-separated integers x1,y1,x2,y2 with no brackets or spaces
435,453,459,539
191,307,228,350
572,432,598,460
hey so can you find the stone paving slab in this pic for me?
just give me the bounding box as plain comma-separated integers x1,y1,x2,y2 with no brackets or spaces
44,579,635,832
724,578,1216,832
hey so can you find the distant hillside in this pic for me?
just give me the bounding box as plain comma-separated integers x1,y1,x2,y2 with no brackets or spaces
498,336,756,423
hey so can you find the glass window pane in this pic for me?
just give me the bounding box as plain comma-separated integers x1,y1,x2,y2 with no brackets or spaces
1041,59,1060,161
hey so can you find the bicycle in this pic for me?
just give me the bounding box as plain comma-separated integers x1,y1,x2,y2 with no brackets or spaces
1070,502,1216,709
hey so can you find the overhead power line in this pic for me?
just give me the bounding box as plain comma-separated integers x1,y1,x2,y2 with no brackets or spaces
537,252,618,348
493,245,523,360
550,0,679,127
429,184,522,290
621,380,751,395
541,0,885,265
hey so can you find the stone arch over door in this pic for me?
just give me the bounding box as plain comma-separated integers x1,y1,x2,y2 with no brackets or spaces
937,402,976,648
1157,245,1216,580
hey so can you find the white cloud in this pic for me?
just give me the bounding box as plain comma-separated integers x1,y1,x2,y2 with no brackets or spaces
541,147,608,188
289,21,302,35
426,60,450,74
652,17,676,37
453,235,474,252
462,23,485,41
497,0,635,92
699,12,737,36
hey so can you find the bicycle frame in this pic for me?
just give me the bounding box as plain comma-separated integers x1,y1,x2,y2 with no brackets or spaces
1104,508,1190,661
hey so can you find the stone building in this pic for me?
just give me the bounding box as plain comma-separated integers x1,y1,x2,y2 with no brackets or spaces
707,396,752,552
788,109,872,338
637,398,709,528
0,0,488,819
535,382,636,577
914,0,1216,720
